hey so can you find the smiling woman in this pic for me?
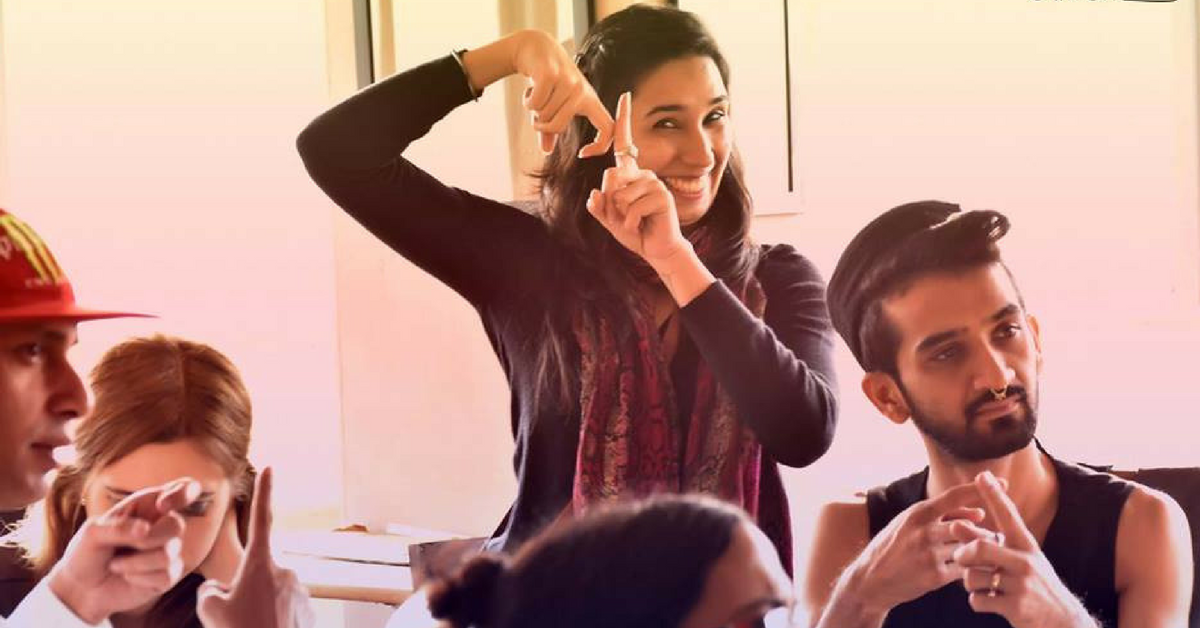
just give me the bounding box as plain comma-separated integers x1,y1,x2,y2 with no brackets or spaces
297,3,839,576
4,335,259,627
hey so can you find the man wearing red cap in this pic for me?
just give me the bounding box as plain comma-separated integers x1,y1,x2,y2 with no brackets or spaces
0,208,198,627
0,209,310,627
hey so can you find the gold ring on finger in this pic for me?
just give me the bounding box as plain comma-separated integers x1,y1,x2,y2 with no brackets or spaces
987,570,1002,597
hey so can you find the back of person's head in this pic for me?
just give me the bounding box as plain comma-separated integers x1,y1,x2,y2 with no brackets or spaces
15,335,254,627
827,200,1017,375
427,495,746,628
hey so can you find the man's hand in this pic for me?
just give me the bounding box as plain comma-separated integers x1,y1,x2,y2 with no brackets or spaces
954,471,1098,628
197,467,313,628
47,478,200,624
816,481,996,628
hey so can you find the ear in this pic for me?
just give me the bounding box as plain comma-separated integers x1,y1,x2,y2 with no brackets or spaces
861,372,911,425
1026,313,1043,362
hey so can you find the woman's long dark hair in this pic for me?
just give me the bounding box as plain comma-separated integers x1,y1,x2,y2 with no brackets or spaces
428,494,746,628
533,4,759,410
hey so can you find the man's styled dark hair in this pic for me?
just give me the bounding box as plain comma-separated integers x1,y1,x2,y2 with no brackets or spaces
827,200,1019,375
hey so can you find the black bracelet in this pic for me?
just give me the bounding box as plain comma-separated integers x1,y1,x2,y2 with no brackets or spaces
450,48,481,102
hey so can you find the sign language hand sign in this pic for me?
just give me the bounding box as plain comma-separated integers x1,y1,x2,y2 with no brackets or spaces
953,471,1095,628
197,467,314,628
585,92,690,266
512,30,614,156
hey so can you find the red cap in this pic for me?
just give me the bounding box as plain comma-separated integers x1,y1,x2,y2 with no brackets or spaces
0,208,150,322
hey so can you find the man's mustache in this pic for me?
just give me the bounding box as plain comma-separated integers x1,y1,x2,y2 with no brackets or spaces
965,385,1028,419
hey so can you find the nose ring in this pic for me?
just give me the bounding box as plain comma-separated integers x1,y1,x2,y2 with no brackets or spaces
990,387,1008,401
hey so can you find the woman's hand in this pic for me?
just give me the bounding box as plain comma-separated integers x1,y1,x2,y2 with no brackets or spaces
509,30,613,155
47,479,199,624
586,92,690,267
197,468,314,628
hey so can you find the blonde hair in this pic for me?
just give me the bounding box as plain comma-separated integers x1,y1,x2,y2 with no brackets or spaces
12,335,255,582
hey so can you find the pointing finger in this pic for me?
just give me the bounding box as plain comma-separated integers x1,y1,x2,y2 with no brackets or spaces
975,471,1037,551
244,467,274,560
612,91,637,172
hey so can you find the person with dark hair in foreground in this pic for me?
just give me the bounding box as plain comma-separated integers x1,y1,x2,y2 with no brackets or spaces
426,494,792,628
297,3,837,572
804,201,1191,627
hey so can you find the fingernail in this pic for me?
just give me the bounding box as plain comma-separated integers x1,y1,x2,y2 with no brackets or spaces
164,538,183,580
577,148,588,159
133,519,150,537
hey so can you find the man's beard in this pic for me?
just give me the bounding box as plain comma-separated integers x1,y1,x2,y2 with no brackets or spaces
902,383,1038,463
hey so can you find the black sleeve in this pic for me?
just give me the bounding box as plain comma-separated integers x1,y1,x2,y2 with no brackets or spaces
678,245,839,467
295,54,551,307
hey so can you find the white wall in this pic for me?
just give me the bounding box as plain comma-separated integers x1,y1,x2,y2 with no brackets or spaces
333,0,519,536
0,0,344,526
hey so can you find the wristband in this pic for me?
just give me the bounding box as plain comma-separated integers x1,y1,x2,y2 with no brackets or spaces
450,49,482,102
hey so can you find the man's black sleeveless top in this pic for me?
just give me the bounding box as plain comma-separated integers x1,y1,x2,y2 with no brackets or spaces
866,454,1134,627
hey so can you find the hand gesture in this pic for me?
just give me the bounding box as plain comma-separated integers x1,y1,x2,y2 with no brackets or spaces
586,92,690,266
197,467,313,628
47,478,200,624
511,30,613,155
849,482,996,613
954,471,1097,628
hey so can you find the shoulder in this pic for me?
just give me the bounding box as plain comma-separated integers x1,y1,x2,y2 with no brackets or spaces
803,498,870,615
1118,482,1190,547
756,243,824,280
1114,482,1192,591
754,243,830,309
814,498,871,541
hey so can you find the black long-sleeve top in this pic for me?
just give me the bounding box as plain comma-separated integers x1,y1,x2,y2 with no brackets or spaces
296,55,839,562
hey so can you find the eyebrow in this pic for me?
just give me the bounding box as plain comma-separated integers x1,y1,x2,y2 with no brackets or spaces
914,303,1021,355
645,95,728,118
105,486,214,500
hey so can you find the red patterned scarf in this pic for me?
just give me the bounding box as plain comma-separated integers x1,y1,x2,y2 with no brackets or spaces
570,239,769,522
